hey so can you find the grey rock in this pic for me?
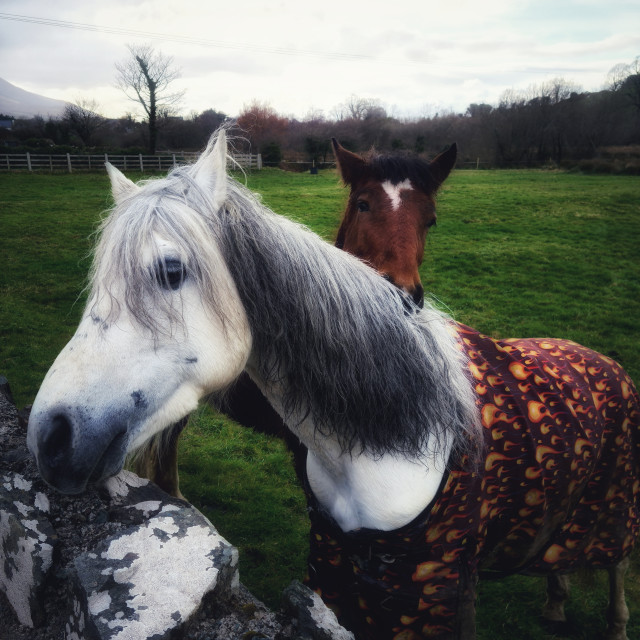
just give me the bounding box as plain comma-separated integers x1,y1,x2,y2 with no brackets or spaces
102,469,188,526
0,382,354,640
282,581,355,640
0,471,56,627
0,375,15,406
69,470,239,640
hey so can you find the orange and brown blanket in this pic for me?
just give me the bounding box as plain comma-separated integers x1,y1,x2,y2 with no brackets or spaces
306,324,640,639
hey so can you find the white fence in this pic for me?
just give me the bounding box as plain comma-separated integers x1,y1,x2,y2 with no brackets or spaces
0,152,262,172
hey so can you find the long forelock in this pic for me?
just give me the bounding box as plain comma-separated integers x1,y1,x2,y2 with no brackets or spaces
89,167,233,336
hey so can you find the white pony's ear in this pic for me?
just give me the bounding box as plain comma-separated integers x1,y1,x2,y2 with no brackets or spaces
106,162,139,203
192,129,228,211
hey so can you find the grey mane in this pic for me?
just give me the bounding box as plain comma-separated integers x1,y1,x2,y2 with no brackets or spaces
91,157,480,460
216,178,479,460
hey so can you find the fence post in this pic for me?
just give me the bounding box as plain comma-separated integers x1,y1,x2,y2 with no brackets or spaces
67,153,72,173
257,154,262,170
172,154,176,168
139,154,144,172
105,153,109,167
27,152,32,172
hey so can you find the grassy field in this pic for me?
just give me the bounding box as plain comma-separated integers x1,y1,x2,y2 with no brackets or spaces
1,167,639,639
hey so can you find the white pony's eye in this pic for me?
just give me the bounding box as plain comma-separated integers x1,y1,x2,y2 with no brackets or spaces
155,258,186,291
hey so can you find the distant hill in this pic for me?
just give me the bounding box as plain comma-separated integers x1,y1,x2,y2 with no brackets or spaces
0,77,68,119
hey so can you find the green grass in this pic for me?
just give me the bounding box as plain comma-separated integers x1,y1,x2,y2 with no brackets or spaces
428,171,640,377
177,407,309,589
1,167,639,637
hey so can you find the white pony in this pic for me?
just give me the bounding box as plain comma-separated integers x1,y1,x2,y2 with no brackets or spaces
27,130,477,523
27,130,639,640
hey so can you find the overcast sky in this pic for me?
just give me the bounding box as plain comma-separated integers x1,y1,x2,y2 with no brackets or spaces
1,0,639,120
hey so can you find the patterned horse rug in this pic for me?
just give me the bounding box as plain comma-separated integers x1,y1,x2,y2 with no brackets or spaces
306,323,640,639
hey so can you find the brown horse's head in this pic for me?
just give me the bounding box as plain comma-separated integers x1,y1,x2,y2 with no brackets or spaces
333,139,457,307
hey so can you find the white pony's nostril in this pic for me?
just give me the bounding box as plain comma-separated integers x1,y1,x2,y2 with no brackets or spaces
40,413,73,469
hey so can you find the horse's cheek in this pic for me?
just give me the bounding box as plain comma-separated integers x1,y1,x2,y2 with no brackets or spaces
184,308,252,395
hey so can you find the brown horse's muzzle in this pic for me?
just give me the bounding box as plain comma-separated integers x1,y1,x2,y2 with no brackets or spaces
383,274,424,308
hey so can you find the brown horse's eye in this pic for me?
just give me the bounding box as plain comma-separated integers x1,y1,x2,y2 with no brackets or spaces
357,200,370,213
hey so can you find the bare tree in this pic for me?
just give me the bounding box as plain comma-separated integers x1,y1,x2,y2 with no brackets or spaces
620,56,640,113
333,95,387,121
607,63,631,91
605,57,640,133
115,44,185,153
541,78,581,104
236,100,288,154
63,98,107,147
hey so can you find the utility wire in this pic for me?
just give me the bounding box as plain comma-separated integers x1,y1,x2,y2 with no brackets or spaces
0,12,380,63
0,11,574,74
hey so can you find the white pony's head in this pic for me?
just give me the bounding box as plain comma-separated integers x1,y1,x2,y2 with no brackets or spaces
27,131,251,494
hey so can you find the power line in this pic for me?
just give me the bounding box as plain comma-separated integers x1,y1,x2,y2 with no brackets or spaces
0,11,588,76
0,12,377,63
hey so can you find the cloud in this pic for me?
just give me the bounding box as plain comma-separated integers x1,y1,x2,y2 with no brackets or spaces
1,0,638,119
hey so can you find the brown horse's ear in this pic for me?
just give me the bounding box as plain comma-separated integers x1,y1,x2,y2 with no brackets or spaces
332,138,367,186
429,143,457,187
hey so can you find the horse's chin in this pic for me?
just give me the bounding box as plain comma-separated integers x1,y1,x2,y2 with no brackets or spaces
38,436,128,496
39,466,121,495
89,433,129,486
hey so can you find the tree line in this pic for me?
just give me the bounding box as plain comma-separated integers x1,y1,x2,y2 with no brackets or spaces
2,46,639,172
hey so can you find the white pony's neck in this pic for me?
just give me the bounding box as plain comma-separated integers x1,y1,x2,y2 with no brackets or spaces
246,368,451,532
208,133,479,530
305,435,451,532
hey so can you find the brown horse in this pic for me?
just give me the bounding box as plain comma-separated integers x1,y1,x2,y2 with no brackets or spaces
321,143,637,640
313,143,638,640
132,139,457,497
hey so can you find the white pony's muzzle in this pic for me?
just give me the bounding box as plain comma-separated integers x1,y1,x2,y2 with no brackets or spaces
28,403,129,494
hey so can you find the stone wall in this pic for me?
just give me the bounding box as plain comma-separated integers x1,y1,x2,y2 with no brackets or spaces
0,382,353,640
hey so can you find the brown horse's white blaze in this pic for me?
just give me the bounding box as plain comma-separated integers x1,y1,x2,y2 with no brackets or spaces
333,138,457,307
